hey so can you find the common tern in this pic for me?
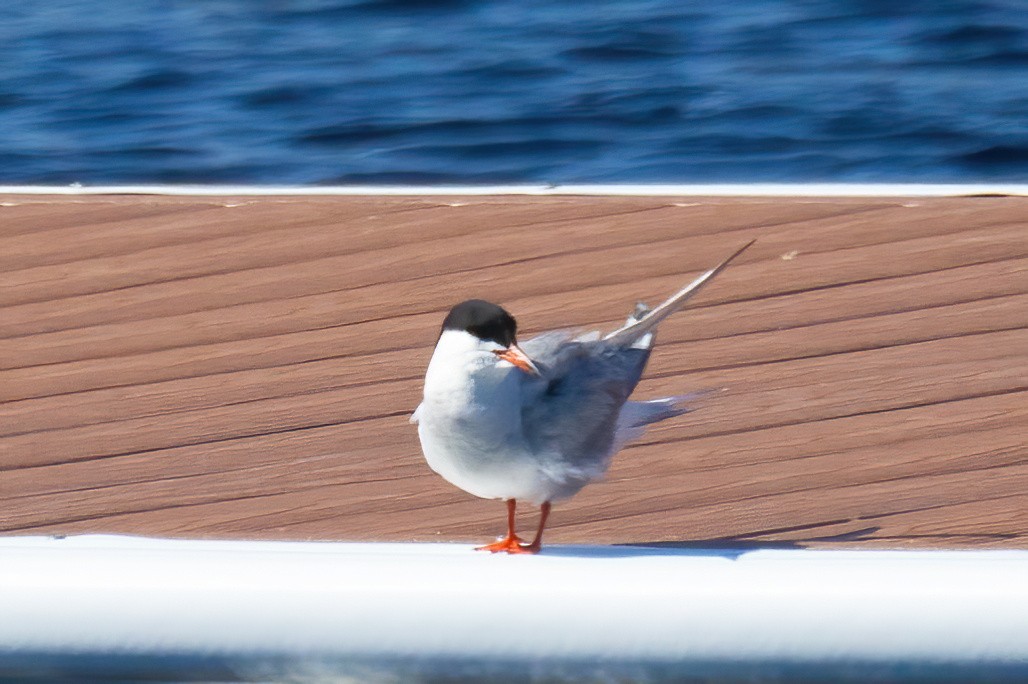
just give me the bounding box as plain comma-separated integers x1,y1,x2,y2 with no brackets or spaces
412,241,754,553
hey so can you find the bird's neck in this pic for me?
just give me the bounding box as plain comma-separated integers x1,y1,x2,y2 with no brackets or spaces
423,332,520,419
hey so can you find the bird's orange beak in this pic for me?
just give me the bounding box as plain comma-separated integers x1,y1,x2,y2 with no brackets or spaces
494,344,540,376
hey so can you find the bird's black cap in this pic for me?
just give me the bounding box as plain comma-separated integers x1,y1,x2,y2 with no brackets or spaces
441,299,517,348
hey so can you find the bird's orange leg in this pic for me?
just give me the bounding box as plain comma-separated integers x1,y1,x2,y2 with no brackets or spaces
513,501,551,554
476,499,524,552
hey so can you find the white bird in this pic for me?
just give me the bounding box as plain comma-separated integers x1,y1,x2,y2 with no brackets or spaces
412,241,754,553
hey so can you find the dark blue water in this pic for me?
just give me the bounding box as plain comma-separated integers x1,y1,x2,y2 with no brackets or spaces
1,1,1026,185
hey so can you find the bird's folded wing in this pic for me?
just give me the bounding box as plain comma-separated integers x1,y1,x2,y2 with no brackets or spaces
519,340,652,470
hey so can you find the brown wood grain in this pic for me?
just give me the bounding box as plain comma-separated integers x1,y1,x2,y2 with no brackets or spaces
1,193,1025,548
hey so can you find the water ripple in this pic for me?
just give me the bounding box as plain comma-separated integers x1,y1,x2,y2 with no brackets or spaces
0,0,1025,183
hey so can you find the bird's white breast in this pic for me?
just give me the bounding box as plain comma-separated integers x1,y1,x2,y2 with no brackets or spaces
416,330,546,501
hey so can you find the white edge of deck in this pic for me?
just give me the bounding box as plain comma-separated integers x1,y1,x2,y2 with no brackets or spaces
1,535,1026,681
0,182,1026,197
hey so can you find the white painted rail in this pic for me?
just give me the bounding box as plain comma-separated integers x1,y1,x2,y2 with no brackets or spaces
1,535,1026,682
1,182,1026,196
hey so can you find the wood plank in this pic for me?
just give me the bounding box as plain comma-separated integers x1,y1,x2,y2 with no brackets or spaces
2,255,1023,402
3,219,1023,370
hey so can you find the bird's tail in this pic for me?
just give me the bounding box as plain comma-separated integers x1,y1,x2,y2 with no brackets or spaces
603,239,755,348
613,392,708,449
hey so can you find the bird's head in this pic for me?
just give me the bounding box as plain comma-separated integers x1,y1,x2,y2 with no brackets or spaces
437,299,540,376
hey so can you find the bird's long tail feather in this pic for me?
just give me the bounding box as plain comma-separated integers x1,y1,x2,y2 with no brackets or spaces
603,239,755,347
613,392,710,449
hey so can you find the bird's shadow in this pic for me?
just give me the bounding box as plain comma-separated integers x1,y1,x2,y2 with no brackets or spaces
543,526,881,561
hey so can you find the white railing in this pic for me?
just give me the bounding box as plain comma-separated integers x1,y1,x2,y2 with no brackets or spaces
1,535,1026,681
0,183,1026,196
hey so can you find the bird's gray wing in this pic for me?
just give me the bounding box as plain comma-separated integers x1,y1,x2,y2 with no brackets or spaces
520,330,578,365
519,335,652,476
516,240,754,483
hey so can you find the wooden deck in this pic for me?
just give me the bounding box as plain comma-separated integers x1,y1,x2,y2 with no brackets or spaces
1,193,1025,548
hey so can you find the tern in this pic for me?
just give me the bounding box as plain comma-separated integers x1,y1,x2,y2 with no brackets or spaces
412,241,754,553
